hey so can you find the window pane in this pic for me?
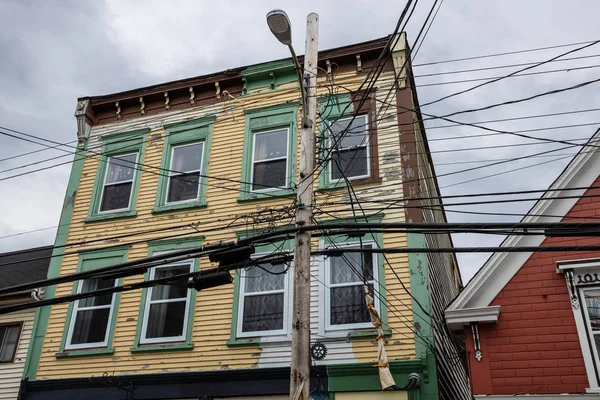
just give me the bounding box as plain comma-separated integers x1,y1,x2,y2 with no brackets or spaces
79,278,115,308
100,182,132,211
105,154,137,184
242,293,284,332
331,147,368,180
0,325,20,362
167,172,200,203
244,264,286,293
585,290,600,330
254,130,288,161
151,266,190,301
329,116,368,148
331,285,370,325
330,250,373,284
146,301,186,339
70,308,111,345
171,143,203,173
252,159,286,190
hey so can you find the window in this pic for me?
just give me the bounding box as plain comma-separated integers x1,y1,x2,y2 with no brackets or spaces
154,117,214,213
324,242,379,331
140,262,194,344
237,262,291,337
86,128,148,222
251,128,289,191
59,247,128,355
0,324,21,362
328,115,370,181
99,153,138,212
66,277,118,349
239,103,298,201
167,143,204,203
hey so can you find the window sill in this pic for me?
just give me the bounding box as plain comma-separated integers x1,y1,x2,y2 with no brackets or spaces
317,176,382,193
56,348,115,359
237,189,295,203
346,328,392,341
130,343,194,353
226,338,261,348
84,210,137,223
152,201,207,214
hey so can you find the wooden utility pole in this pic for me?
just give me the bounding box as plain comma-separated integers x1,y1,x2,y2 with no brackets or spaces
290,12,319,400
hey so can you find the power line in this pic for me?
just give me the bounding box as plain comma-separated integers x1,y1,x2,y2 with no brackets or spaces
411,0,444,61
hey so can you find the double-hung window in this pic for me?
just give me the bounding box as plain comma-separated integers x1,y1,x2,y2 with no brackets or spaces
99,153,138,212
140,262,194,343
239,103,298,201
167,142,204,203
328,115,370,182
154,117,214,213
66,277,118,349
0,324,21,362
237,261,291,337
251,128,289,191
324,242,379,330
87,129,148,222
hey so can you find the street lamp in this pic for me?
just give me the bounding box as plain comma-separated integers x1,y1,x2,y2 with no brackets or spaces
266,9,306,119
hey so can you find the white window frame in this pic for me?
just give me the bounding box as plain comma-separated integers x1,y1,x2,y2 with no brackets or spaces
98,152,139,214
65,278,119,350
250,128,290,193
328,115,371,183
165,142,205,205
323,241,379,332
236,257,293,338
140,261,194,344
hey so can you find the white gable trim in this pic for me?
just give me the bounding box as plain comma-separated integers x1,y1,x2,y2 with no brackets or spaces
448,130,600,312
445,306,500,329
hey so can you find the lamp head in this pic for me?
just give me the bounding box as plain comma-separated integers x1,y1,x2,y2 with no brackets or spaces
266,9,292,46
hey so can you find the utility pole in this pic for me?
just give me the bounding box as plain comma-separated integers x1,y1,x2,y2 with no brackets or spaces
290,13,319,400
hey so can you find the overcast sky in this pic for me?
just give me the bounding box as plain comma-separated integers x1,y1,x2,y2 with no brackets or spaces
1,0,600,282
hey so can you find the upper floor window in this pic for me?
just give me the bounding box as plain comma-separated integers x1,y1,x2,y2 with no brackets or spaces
154,117,215,213
0,323,21,362
140,262,194,344
239,103,299,201
100,153,138,212
86,129,148,222
251,128,289,192
329,115,370,181
324,242,379,330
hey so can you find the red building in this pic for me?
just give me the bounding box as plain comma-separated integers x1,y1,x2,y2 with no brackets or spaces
446,130,600,399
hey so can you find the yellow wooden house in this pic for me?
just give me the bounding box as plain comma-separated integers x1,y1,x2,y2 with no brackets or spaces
15,35,468,400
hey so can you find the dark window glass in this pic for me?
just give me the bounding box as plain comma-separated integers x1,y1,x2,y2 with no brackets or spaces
146,301,187,338
329,115,369,180
100,182,133,211
70,308,111,345
167,172,201,203
151,266,190,301
0,325,20,362
252,159,287,191
79,278,115,307
242,293,284,332
331,148,368,180
330,285,370,325
252,129,288,191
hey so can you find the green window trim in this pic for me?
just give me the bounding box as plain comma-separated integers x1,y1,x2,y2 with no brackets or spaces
227,230,293,346
153,116,216,214
56,245,130,358
85,128,149,223
130,236,203,353
238,102,299,202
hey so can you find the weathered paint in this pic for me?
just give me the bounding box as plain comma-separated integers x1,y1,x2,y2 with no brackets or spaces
0,308,34,399
33,69,417,381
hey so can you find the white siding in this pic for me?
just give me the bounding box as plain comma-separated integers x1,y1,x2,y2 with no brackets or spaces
0,308,35,400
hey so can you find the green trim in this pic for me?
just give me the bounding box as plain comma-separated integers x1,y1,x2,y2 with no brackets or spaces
23,143,89,380
130,343,194,353
153,116,215,213
241,60,297,94
407,233,439,400
238,102,299,202
317,93,357,191
130,236,203,352
55,348,115,359
86,128,148,222
57,247,129,357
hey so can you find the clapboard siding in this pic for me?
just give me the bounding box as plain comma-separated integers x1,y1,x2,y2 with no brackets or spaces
0,308,34,400
35,69,418,380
